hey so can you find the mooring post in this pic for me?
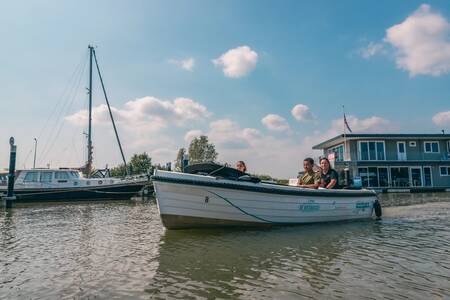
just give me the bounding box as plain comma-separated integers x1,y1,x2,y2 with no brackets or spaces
5,137,17,208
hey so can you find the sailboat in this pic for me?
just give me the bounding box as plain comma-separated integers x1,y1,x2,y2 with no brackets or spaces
0,46,147,202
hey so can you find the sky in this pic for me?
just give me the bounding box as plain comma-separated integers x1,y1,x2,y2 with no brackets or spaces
0,0,450,178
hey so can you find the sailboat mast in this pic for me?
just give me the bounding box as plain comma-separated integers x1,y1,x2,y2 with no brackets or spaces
92,49,129,176
87,45,94,177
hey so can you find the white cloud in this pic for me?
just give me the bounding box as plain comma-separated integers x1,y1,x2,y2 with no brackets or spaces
169,57,195,71
212,46,258,78
332,115,395,134
359,42,386,59
208,119,258,149
291,104,314,122
261,114,290,132
184,129,203,142
66,96,210,131
385,4,450,76
432,111,450,127
62,96,211,170
201,118,306,178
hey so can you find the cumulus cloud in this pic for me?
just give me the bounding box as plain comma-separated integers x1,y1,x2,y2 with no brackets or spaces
261,114,290,132
358,5,450,76
207,119,258,149
332,115,395,134
385,4,450,76
432,111,450,127
199,118,308,177
303,115,397,149
169,57,195,71
212,46,258,78
291,104,314,122
184,129,203,142
66,96,210,131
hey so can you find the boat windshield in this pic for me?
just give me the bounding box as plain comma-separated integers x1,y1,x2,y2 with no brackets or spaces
70,171,80,179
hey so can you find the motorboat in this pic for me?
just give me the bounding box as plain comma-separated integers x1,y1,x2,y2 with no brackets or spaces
152,163,379,229
0,168,147,202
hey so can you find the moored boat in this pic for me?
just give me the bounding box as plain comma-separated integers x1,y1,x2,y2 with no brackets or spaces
0,168,147,202
152,163,379,229
0,46,149,203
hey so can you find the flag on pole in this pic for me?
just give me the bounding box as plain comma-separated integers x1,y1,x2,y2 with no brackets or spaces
344,113,353,133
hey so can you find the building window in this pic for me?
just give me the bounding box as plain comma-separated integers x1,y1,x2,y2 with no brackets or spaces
378,168,389,187
359,141,385,161
424,141,439,153
440,166,450,176
409,141,416,147
328,144,344,162
358,167,388,187
410,167,422,187
390,167,410,187
423,167,432,187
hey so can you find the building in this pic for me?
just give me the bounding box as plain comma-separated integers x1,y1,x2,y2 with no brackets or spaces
312,134,450,191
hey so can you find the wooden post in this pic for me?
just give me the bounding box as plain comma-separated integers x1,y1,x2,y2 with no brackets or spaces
5,137,17,208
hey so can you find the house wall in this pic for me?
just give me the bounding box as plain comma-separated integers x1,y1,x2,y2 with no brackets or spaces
331,139,450,162
326,138,450,188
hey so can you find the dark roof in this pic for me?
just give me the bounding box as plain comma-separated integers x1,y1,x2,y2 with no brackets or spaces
313,133,450,149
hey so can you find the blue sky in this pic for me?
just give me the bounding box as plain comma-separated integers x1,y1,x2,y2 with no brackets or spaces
1,1,450,177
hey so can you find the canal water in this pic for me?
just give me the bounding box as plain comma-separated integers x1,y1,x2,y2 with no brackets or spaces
1,193,450,299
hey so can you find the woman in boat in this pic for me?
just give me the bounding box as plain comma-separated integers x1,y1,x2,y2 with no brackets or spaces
319,157,339,189
236,161,247,173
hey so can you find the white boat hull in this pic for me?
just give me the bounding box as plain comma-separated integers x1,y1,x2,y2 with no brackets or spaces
153,171,378,229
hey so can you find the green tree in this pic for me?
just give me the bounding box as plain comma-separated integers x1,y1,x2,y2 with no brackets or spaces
188,135,218,164
129,152,152,174
109,164,126,177
174,147,186,171
109,152,152,177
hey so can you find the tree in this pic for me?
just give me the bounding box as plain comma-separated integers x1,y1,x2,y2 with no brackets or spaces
109,164,126,177
109,152,152,177
129,152,152,174
188,135,218,164
174,148,186,171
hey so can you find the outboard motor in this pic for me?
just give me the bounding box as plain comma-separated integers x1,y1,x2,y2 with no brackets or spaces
373,198,382,220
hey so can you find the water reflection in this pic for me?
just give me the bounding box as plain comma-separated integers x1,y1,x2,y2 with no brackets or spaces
147,221,381,299
1,195,450,299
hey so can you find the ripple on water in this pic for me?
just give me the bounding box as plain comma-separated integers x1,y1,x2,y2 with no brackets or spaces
1,195,450,299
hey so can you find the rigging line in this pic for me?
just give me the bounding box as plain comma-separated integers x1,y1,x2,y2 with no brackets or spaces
39,62,86,165
92,49,128,175
23,50,89,167
38,52,88,162
40,60,87,165
38,50,89,140
22,148,34,168
39,56,88,165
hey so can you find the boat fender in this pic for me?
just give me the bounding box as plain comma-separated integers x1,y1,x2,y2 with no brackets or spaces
373,199,382,219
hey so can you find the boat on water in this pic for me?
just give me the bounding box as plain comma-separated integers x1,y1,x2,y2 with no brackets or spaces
0,169,147,202
1,46,147,202
152,163,379,229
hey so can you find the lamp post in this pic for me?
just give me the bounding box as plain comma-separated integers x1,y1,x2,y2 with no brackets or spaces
33,138,37,169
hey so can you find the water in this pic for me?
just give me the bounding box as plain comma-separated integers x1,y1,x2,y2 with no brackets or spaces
1,194,450,299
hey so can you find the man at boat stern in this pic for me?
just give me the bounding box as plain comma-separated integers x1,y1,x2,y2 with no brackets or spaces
297,158,320,189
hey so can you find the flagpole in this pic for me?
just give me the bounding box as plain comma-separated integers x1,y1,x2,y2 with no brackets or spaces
343,105,347,161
